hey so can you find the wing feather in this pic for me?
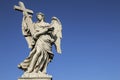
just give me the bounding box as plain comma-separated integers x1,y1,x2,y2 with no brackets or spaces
51,17,62,53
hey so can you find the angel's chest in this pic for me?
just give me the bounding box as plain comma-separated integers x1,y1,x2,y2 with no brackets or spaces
36,23,46,28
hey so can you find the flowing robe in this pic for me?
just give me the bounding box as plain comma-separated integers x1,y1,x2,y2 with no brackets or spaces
18,21,54,73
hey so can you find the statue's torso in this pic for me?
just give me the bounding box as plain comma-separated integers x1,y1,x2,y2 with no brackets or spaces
34,22,54,43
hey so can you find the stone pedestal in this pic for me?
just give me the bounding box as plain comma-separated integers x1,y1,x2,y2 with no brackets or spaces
18,77,52,80
18,72,52,80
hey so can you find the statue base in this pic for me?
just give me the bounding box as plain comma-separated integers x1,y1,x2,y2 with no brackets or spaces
18,77,52,80
18,72,52,80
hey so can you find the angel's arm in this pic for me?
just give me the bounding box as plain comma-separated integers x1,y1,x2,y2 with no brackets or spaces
33,27,48,39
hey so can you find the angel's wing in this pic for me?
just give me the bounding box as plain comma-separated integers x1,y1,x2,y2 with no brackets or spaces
51,17,62,53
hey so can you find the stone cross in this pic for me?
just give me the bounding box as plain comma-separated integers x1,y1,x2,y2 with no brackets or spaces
14,1,35,35
14,1,33,14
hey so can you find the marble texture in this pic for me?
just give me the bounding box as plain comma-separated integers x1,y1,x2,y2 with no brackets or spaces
14,1,62,79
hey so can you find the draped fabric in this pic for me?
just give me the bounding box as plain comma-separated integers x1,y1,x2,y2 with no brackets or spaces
18,22,54,73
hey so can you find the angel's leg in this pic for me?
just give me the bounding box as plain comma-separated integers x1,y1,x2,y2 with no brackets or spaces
27,49,40,73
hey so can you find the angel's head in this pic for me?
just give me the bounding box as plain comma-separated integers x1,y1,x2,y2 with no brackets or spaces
36,12,45,21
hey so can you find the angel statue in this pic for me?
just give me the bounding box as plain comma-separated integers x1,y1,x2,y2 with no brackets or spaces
14,1,62,78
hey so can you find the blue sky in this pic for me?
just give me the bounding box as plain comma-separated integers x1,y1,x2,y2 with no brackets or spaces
0,0,120,80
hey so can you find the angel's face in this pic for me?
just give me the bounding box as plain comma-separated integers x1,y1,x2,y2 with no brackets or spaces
37,14,43,21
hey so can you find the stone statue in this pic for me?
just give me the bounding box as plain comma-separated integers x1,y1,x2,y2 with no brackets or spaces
14,1,62,80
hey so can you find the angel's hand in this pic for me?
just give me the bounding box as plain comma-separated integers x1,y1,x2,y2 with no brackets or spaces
23,12,28,16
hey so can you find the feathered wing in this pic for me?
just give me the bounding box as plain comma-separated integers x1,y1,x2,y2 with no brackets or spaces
51,17,62,53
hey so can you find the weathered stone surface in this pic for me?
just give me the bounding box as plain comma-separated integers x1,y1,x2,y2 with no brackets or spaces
18,77,52,80
14,1,62,79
